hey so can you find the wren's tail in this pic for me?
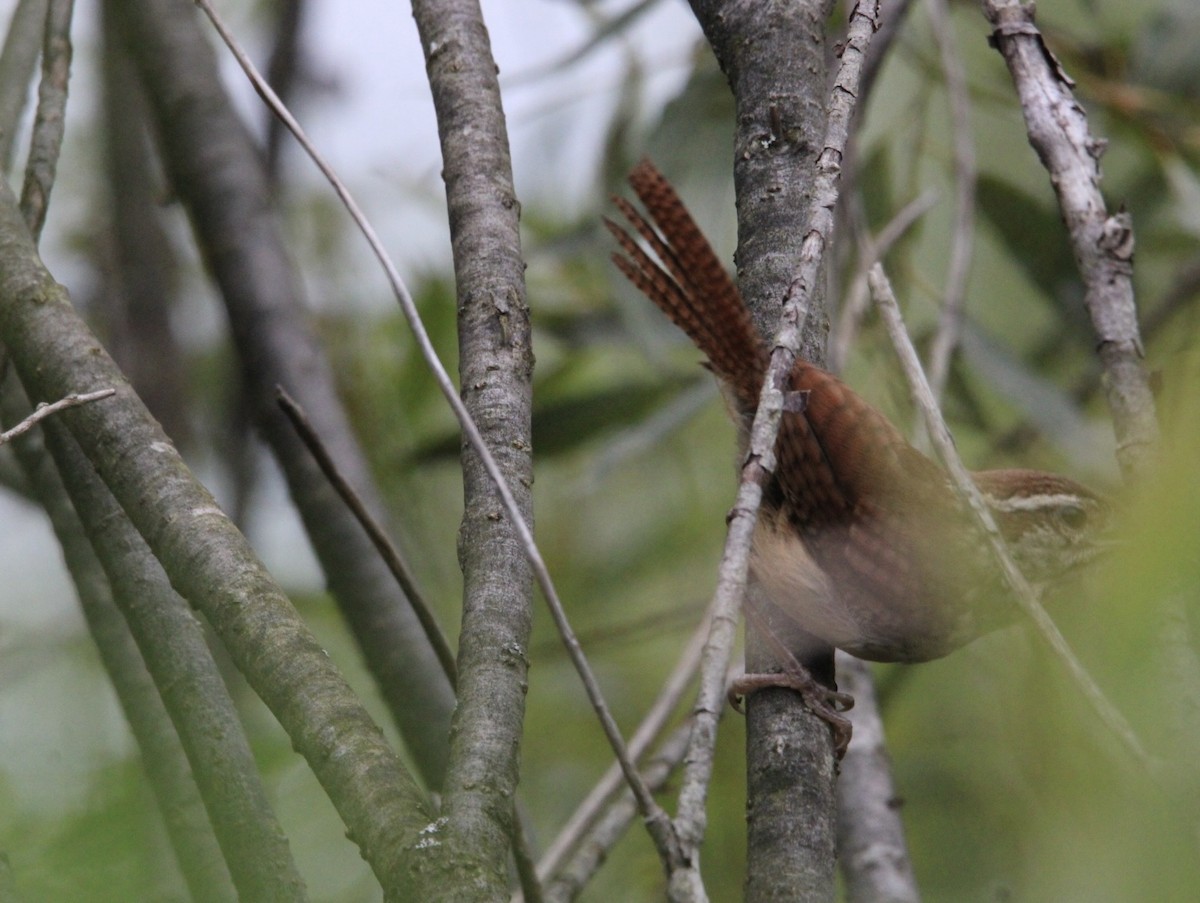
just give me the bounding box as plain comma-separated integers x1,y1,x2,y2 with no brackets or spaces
605,160,767,412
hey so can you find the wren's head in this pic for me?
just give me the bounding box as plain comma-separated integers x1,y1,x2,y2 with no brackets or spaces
973,469,1112,588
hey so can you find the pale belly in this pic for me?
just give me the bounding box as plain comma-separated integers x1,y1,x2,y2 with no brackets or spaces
749,519,985,663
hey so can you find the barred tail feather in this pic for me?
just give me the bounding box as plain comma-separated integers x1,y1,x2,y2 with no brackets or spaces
607,159,767,411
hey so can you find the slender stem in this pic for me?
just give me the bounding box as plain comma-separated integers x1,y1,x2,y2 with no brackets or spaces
534,603,714,886
835,653,920,903
276,387,458,687
868,262,1152,771
672,2,882,884
0,388,113,445
19,0,74,242
193,0,672,867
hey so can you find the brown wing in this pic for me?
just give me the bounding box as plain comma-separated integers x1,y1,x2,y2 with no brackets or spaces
778,366,926,561
773,363,978,658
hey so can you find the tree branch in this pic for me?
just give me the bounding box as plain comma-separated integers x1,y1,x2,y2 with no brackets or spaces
835,654,920,903
675,3,878,901
109,0,457,790
18,0,73,243
868,262,1152,771
0,379,236,902
194,0,674,885
980,0,1157,480
407,2,537,894
0,178,435,900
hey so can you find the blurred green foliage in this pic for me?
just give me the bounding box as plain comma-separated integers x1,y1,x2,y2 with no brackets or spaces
2,0,1199,900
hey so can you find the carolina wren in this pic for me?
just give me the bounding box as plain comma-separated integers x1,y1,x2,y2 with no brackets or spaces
606,160,1109,748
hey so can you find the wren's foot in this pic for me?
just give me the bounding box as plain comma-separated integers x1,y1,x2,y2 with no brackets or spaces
728,669,855,758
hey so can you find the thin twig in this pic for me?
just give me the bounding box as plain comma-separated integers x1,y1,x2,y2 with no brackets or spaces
0,0,49,172
531,602,715,893
542,722,695,903
980,0,1157,480
670,1,881,893
0,388,114,446
19,0,74,242
193,0,672,862
868,262,1152,770
835,652,920,903
275,386,458,687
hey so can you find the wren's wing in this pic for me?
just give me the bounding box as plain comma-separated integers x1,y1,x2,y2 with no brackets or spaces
774,363,973,660
605,159,766,413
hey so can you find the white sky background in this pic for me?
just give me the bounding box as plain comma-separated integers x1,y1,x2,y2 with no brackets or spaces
268,0,701,267
0,0,700,810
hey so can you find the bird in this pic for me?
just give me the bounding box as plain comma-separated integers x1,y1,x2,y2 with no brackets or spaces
605,159,1110,752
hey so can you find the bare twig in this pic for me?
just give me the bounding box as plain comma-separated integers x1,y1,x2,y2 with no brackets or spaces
275,387,458,687
532,603,715,892
0,388,114,446
19,0,74,242
980,0,1157,480
193,0,671,865
542,723,695,903
835,652,921,903
0,0,49,172
670,4,881,898
868,262,1152,771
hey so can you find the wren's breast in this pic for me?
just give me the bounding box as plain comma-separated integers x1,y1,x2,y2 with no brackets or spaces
750,509,985,663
